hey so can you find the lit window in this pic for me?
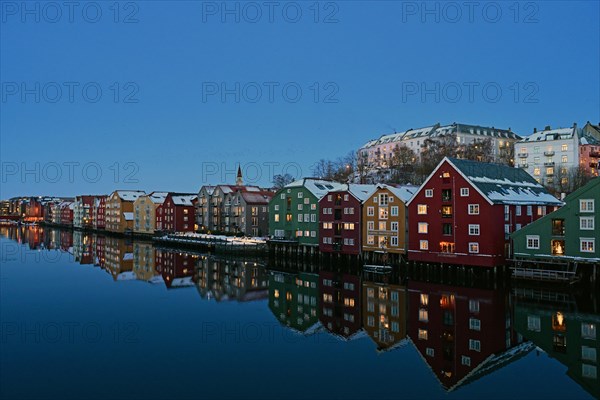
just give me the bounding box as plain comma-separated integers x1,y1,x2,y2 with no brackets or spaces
468,204,479,215
561,144,568,151
418,329,428,340
367,235,375,245
580,238,595,253
417,204,427,214
274,214,280,222
419,309,428,322
420,240,428,250
418,223,428,234
582,323,597,340
469,242,479,253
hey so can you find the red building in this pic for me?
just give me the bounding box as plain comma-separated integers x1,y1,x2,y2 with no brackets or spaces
407,157,562,267
319,270,362,339
60,201,74,226
407,280,531,391
24,197,44,222
157,193,197,233
155,249,196,289
93,196,107,230
319,184,375,255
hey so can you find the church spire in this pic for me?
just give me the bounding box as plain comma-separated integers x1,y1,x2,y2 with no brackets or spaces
236,164,243,186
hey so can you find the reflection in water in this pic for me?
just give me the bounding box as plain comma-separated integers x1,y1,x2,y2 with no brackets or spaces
1,225,599,398
513,286,600,399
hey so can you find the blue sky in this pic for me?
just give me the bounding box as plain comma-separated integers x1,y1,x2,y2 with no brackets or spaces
1,0,599,198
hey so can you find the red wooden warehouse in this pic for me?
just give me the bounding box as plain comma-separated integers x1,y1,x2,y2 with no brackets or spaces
158,193,197,233
407,157,562,267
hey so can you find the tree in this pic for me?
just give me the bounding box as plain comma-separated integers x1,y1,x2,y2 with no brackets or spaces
311,159,336,180
389,144,417,184
272,174,294,189
416,134,460,182
462,138,493,163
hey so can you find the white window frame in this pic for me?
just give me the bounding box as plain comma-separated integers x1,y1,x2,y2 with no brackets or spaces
418,222,428,234
468,242,479,254
526,235,540,250
425,189,433,198
580,238,595,253
468,204,479,215
580,217,594,230
417,204,427,215
460,187,469,197
419,240,428,250
468,224,480,236
580,199,595,213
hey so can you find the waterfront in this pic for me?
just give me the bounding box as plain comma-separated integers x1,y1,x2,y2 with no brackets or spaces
0,226,598,399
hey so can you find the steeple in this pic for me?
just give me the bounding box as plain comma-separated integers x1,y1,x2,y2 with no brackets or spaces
236,164,243,186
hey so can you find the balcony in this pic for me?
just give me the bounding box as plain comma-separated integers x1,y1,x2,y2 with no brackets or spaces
544,151,555,156
544,162,555,166
517,152,529,158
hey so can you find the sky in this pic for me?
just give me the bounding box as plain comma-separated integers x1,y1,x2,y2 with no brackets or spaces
1,0,599,198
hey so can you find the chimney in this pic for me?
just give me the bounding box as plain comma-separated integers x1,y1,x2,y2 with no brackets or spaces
533,127,537,133
544,125,551,131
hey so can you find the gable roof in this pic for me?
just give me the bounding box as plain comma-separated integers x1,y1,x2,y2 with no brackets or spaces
168,193,197,206
240,190,273,205
148,191,169,204
113,190,146,202
286,178,345,199
408,157,562,206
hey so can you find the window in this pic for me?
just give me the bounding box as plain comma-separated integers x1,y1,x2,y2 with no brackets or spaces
527,205,532,216
580,217,595,230
580,199,594,212
468,204,479,215
516,205,521,216
582,364,597,379
425,189,433,198
298,214,303,222
469,339,481,352
441,206,452,218
391,206,398,216
527,315,541,332
469,299,479,313
552,219,565,235
460,187,469,196
468,224,480,235
391,222,398,231
379,194,389,206
378,221,386,231
580,238,595,253
419,309,429,322
417,204,427,215
420,240,428,250
561,155,568,163
582,323,597,340
418,329,428,340
274,214,280,222
582,346,597,362
526,235,540,249
298,204,303,211
461,356,471,366
426,348,434,357
367,221,374,231
391,236,398,246
442,189,452,202
469,318,481,331
469,242,479,253
367,316,375,327
418,223,428,234
379,207,388,219
367,207,374,216
367,235,374,245
442,223,453,236
562,144,568,151
533,167,541,176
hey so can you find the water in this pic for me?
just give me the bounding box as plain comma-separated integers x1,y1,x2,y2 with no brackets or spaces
1,226,598,400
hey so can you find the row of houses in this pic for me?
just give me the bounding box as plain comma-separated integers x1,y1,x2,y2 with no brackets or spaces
269,157,591,268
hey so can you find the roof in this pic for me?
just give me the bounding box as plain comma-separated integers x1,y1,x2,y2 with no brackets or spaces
517,125,577,143
240,190,273,204
114,190,146,202
285,178,344,199
448,158,562,206
169,193,197,206
148,191,169,204
199,185,216,196
360,122,520,149
123,212,134,221
326,184,378,201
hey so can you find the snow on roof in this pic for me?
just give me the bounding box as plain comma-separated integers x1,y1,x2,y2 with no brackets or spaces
123,212,134,221
123,252,133,261
328,184,378,201
286,178,345,199
241,190,273,204
148,191,169,204
449,158,562,206
387,184,418,203
117,271,136,281
170,193,197,206
518,126,576,142
171,276,194,287
115,190,146,202
200,185,216,195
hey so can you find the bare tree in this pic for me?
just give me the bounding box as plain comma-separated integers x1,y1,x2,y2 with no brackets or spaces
272,174,294,189
389,144,417,184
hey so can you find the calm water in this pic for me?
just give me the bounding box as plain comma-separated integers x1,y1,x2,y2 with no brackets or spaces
1,226,598,400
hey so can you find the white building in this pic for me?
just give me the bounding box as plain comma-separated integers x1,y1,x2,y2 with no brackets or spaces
514,123,580,187
359,122,520,167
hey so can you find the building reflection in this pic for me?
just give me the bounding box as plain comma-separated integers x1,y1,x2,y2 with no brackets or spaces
103,236,134,281
195,256,268,302
407,279,532,391
512,285,599,398
318,268,363,340
155,249,197,289
73,231,94,265
268,269,321,334
362,268,407,352
133,242,161,283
